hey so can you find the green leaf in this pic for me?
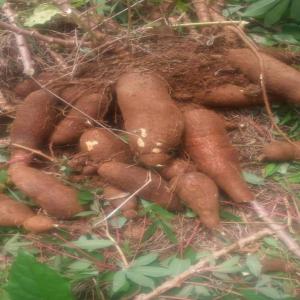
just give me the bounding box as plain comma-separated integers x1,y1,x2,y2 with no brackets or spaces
67,259,92,271
264,0,290,25
243,171,265,185
168,258,191,276
242,289,271,300
6,251,74,300
243,0,279,17
158,221,177,243
193,285,210,296
290,0,300,21
264,163,280,177
142,223,158,242
0,169,8,184
177,285,194,297
132,253,158,267
125,270,154,288
112,271,127,294
216,256,242,273
24,4,60,27
257,287,283,299
131,266,171,278
77,190,94,205
0,0,5,7
246,255,262,277
68,236,114,251
220,210,242,222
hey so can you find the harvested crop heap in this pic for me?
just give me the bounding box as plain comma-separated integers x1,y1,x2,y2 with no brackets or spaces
3,29,300,236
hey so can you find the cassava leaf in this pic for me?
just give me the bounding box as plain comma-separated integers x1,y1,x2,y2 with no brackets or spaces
24,4,60,27
132,253,158,267
112,271,127,294
264,0,290,25
246,254,262,277
125,270,154,288
68,236,114,251
243,0,279,17
6,251,74,300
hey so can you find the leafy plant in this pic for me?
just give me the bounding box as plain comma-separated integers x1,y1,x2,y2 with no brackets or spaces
6,251,74,300
140,200,177,243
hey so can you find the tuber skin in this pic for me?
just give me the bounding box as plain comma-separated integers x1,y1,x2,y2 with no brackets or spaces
98,161,182,211
59,85,89,104
159,158,196,180
227,48,300,105
116,71,184,167
170,172,220,228
50,93,110,145
9,163,83,219
0,193,34,226
103,185,138,218
194,84,262,107
14,72,55,98
262,141,300,161
23,215,55,233
184,108,253,203
10,89,57,152
80,128,132,164
0,194,55,233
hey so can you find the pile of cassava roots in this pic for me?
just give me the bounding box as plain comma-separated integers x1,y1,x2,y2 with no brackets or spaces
2,40,300,237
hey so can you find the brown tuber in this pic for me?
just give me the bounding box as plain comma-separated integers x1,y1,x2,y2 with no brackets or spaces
14,72,55,98
194,84,262,107
184,108,253,203
227,48,300,105
0,193,34,226
0,194,55,233
10,89,57,152
98,161,182,211
23,215,55,233
160,158,196,180
80,128,132,163
170,172,220,228
9,163,83,219
103,185,138,218
50,93,110,145
262,141,300,161
116,71,184,167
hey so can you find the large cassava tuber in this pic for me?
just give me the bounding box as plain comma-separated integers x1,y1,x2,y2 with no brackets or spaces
9,163,83,219
10,89,57,152
184,108,253,203
50,93,110,145
80,128,132,163
227,48,300,105
170,172,220,228
0,194,54,233
98,161,182,211
262,141,300,161
116,71,184,166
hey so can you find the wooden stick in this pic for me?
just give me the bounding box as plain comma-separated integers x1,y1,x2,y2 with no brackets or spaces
0,20,91,47
2,3,35,75
134,228,272,300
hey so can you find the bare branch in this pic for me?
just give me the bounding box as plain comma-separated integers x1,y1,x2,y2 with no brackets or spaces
2,3,35,75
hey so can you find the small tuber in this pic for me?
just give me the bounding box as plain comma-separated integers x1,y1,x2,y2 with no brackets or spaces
80,128,132,163
262,140,300,161
98,161,182,211
170,172,220,228
50,93,110,145
9,163,83,219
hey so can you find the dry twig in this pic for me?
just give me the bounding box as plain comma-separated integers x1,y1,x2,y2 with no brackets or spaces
2,3,35,75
